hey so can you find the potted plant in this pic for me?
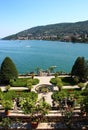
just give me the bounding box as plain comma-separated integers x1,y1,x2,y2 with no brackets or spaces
2,100,13,115
20,96,50,129
1,117,11,129
31,116,39,129
5,85,11,92
26,80,33,92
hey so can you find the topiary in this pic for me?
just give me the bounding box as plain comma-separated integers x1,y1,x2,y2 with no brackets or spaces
0,57,18,84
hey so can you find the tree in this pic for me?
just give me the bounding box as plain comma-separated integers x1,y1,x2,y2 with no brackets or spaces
26,80,32,91
20,96,50,119
82,96,88,114
30,72,35,79
35,67,41,75
0,57,18,84
71,57,88,82
48,66,56,74
57,82,63,91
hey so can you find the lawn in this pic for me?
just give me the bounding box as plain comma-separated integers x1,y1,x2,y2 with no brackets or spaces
50,76,76,86
60,77,76,86
10,78,39,87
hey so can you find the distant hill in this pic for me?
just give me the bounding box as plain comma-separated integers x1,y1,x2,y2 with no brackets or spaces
2,20,88,43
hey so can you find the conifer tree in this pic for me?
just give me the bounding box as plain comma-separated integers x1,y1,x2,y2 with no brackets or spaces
0,57,18,84
71,57,88,82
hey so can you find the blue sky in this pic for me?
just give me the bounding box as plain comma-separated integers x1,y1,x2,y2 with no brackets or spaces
0,0,88,38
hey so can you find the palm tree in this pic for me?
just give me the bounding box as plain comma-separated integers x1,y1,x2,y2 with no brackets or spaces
35,67,41,76
30,72,35,79
48,66,56,74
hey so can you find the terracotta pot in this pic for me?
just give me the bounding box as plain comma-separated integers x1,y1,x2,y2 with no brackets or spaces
31,122,38,128
5,110,10,115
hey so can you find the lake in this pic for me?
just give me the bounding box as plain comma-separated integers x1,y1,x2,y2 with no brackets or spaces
0,40,88,74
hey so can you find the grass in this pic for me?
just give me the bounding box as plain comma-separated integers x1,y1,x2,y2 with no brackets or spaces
10,78,39,87
60,77,76,86
50,76,77,86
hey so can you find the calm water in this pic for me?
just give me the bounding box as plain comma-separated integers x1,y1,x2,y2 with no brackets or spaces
0,40,88,74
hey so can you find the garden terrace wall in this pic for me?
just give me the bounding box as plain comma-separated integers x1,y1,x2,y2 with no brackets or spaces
7,115,87,123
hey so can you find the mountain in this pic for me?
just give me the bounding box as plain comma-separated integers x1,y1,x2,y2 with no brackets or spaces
2,20,88,43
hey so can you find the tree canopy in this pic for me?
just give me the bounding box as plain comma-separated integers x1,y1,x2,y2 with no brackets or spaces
71,57,88,82
0,57,18,84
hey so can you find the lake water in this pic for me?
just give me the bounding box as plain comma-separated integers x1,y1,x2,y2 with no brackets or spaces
0,40,88,74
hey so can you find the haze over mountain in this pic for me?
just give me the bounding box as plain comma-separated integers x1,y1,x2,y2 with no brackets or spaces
2,20,88,43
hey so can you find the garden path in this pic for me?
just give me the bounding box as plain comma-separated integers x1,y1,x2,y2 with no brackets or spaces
32,76,54,106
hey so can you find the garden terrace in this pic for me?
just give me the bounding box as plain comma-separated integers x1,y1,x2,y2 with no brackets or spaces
3,110,88,130
0,75,88,129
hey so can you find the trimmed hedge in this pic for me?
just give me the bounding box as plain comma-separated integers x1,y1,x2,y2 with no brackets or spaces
50,77,76,86
10,78,39,87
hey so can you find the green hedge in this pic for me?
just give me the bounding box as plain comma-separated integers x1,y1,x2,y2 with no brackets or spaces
50,77,76,86
10,78,39,87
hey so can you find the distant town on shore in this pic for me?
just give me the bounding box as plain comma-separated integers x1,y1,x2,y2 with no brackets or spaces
2,20,88,43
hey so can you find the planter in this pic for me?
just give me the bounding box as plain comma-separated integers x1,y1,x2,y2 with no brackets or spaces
5,109,10,116
31,122,38,129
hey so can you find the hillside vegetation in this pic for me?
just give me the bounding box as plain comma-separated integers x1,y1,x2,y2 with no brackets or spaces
2,20,88,43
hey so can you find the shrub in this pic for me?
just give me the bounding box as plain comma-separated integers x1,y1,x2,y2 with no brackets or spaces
2,91,17,100
57,82,63,91
50,78,57,85
32,78,39,85
78,82,85,90
0,57,18,84
2,100,13,110
73,76,79,83
10,78,39,87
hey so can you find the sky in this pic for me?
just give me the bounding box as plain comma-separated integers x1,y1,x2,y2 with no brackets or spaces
0,0,88,38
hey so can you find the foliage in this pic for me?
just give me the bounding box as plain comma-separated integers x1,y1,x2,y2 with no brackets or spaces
20,94,50,116
10,77,39,87
16,91,38,100
50,78,57,85
52,89,82,104
30,72,35,79
38,100,50,115
85,83,88,90
51,91,67,102
5,85,11,92
2,100,13,110
0,92,3,103
20,97,36,114
28,78,39,85
10,78,27,87
56,82,63,91
2,90,17,100
27,80,32,91
20,92,38,114
73,76,79,84
1,117,11,128
82,96,88,114
0,57,18,84
48,66,56,73
71,57,88,82
54,72,59,78
50,77,76,86
78,82,85,90
61,77,76,85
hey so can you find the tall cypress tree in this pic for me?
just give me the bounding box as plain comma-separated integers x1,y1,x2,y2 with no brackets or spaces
71,57,88,82
0,57,18,84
